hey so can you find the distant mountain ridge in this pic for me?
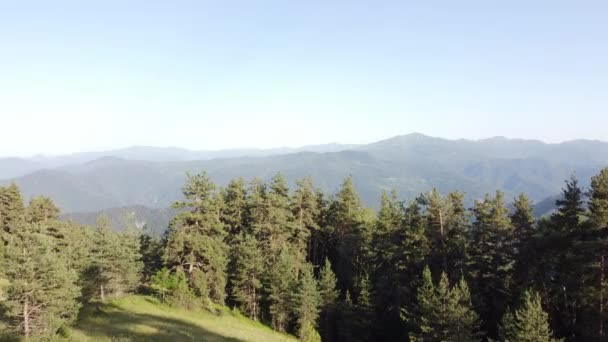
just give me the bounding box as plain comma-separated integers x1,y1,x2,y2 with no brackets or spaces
9,142,359,173
2,133,607,217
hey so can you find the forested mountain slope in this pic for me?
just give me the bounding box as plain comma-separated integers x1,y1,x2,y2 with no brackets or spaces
2,134,607,214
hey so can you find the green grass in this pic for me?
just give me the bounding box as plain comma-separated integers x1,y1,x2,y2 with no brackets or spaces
68,295,296,342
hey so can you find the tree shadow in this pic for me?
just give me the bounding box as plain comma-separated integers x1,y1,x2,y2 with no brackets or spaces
73,302,244,342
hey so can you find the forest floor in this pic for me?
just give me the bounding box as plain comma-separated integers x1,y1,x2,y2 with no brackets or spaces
68,295,296,342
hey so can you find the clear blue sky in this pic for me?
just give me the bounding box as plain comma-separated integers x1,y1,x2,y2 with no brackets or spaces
1,1,607,156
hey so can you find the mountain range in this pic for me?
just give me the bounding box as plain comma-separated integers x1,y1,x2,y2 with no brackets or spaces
2,133,607,232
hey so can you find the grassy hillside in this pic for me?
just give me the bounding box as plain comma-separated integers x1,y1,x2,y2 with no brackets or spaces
68,295,295,342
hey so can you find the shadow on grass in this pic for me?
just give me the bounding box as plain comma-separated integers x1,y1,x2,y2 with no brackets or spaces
73,302,244,342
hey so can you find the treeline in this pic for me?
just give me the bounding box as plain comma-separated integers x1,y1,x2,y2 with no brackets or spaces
1,169,608,341
0,188,141,340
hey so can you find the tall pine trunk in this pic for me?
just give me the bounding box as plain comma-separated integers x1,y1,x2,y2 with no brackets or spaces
23,298,30,339
100,284,106,302
252,273,257,321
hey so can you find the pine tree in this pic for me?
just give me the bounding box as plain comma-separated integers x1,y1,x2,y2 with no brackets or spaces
544,175,586,338
292,177,320,265
408,266,442,341
423,188,450,276
328,176,366,294
499,291,559,342
447,276,481,342
267,247,298,332
264,173,297,261
396,199,431,338
422,190,471,282
554,176,585,233
119,219,144,294
511,193,535,246
409,266,480,342
86,215,142,301
299,321,322,342
314,189,332,267
356,273,371,308
318,258,339,341
296,263,321,336
318,258,339,307
139,225,164,283
467,191,514,338
583,167,608,340
1,223,80,339
372,190,402,304
230,233,264,320
25,196,60,224
0,182,25,243
511,193,538,300
150,267,195,307
336,289,357,342
245,177,269,238
353,272,374,341
165,172,228,304
444,191,471,281
221,178,248,240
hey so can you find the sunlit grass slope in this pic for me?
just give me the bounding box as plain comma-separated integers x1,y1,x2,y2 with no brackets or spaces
69,295,296,342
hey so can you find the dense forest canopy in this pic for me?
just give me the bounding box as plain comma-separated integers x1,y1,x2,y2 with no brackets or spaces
1,168,608,341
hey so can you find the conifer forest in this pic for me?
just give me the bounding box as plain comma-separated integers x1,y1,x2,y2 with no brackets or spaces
2,167,608,342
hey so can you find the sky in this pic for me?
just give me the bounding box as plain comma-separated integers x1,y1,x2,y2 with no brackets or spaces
1,1,607,157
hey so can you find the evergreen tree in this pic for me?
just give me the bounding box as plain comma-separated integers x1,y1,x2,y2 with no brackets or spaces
318,258,339,341
499,291,559,342
371,190,402,298
292,177,320,265
314,189,332,267
554,176,585,232
1,223,80,339
0,182,25,243
447,276,482,342
264,173,297,262
165,172,228,304
86,215,142,301
296,263,321,336
221,178,248,239
267,247,298,332
120,220,144,293
318,258,339,308
423,188,450,276
511,193,535,246
230,233,264,321
409,266,480,342
139,225,164,283
423,190,471,281
150,267,196,307
336,290,357,342
583,167,608,340
328,176,367,294
544,176,586,339
510,193,538,300
299,321,322,342
353,272,374,341
25,196,60,224
408,266,442,341
245,177,269,238
467,191,514,338
395,199,432,338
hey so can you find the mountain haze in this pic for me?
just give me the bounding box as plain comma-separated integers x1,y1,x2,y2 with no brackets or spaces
2,134,607,221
